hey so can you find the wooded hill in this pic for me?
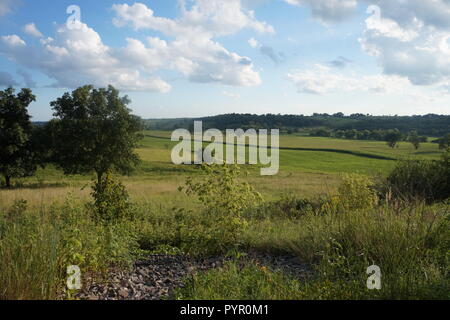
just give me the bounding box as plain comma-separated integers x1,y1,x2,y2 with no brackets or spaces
144,113,450,136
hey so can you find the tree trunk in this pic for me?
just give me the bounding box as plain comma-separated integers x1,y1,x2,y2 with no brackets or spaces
96,171,105,192
5,175,11,188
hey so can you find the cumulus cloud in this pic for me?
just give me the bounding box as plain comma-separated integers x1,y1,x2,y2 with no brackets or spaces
1,34,26,47
113,1,274,36
283,0,358,23
364,0,450,31
0,71,18,87
285,1,450,88
111,1,273,87
0,24,171,92
23,23,43,38
0,1,271,92
359,1,450,86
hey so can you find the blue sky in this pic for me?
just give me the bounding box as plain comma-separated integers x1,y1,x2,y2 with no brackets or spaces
0,0,449,120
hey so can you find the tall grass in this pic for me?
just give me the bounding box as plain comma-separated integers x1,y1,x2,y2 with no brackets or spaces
0,197,138,300
1,158,448,300
180,202,449,300
202,174,449,300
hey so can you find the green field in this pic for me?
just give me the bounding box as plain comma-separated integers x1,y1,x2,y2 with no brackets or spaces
0,131,444,210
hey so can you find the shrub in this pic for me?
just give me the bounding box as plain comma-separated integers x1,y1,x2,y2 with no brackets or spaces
88,173,133,223
178,164,263,254
322,174,377,213
439,133,450,150
379,153,450,203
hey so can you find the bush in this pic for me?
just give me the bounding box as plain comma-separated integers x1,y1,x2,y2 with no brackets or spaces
379,153,450,203
88,173,134,223
178,164,263,255
322,174,377,213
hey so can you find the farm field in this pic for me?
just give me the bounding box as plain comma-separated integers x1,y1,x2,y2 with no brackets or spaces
0,131,444,210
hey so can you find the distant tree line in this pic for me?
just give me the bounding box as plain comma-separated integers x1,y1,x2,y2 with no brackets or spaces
0,86,143,188
145,113,450,137
309,128,431,149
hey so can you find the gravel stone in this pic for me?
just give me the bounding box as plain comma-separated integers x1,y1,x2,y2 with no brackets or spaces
77,252,312,300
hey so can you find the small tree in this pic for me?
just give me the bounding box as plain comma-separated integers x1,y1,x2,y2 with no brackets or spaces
384,129,402,149
439,133,450,151
408,130,421,150
179,164,262,252
48,85,143,185
0,88,36,187
88,172,132,223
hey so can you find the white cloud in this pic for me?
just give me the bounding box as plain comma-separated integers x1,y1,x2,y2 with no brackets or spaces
287,64,414,95
248,37,259,48
0,1,272,92
23,23,43,38
112,1,274,37
284,1,450,88
359,2,450,86
285,0,450,27
1,34,26,47
111,1,271,87
0,24,171,92
364,0,450,31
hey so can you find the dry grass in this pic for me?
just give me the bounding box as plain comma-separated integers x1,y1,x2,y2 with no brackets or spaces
0,171,339,210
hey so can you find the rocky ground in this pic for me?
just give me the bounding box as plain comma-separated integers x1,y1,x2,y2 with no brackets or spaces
77,252,312,300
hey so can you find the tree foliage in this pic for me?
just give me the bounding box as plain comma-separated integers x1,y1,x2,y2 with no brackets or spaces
88,173,132,224
408,130,421,150
0,88,36,187
381,153,450,203
384,129,403,148
48,85,143,182
145,113,450,137
439,133,450,151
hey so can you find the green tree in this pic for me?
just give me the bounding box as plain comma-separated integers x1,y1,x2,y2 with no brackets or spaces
408,130,421,150
48,85,143,184
0,87,37,188
384,129,402,148
439,133,450,151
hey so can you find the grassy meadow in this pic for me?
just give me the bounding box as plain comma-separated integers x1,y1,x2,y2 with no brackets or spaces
0,131,448,300
0,131,443,209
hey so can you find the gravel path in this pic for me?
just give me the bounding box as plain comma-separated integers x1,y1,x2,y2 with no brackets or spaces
77,252,312,300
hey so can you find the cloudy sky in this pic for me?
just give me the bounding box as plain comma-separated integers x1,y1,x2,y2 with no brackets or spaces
1,0,450,120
